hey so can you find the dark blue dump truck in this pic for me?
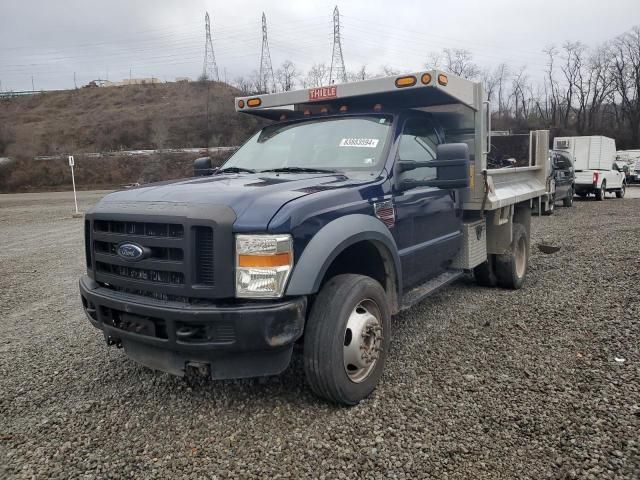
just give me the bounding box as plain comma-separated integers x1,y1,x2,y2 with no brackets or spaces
80,72,550,404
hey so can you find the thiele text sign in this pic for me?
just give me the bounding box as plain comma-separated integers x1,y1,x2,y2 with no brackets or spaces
308,85,337,101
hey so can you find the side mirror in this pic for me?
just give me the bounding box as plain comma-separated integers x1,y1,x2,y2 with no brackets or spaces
193,156,216,176
397,143,470,191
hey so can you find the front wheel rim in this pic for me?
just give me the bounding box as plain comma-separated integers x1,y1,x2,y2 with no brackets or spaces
343,299,383,383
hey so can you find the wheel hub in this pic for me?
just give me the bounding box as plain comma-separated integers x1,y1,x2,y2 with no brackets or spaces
343,299,383,383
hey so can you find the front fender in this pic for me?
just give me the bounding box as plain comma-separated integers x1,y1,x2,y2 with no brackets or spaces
285,214,402,297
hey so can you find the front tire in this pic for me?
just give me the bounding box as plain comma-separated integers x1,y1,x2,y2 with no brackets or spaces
596,181,606,201
303,274,391,405
495,223,529,290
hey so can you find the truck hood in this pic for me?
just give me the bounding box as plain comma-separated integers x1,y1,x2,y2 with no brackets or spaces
93,172,353,230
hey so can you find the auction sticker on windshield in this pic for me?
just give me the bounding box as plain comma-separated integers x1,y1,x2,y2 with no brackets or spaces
339,138,380,148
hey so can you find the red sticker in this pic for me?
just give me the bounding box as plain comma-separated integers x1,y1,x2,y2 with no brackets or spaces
308,85,337,101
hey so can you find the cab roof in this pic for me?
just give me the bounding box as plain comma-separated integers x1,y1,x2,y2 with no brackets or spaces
235,70,483,121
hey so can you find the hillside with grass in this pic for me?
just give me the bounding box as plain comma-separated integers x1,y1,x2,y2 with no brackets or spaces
0,81,266,192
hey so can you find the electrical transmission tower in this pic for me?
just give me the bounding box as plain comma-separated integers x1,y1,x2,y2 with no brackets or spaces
202,12,219,81
329,6,347,84
259,12,276,93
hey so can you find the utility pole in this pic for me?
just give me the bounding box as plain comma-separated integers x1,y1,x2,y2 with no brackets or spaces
329,6,347,84
74,72,77,89
202,12,219,81
258,12,276,93
31,75,35,91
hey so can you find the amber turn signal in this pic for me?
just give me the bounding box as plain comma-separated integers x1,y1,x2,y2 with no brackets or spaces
421,73,432,85
238,252,292,268
247,98,262,107
438,74,448,86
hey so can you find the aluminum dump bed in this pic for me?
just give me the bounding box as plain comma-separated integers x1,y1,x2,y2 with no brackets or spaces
236,71,549,212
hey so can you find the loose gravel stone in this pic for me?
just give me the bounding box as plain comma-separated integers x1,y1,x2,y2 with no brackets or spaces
1,190,639,479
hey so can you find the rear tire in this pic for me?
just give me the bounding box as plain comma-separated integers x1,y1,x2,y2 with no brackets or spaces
474,255,498,287
596,181,606,201
563,187,574,207
542,194,555,215
495,223,529,290
616,183,626,198
303,274,390,405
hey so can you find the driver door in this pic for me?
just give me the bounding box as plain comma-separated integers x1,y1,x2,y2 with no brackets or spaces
392,115,462,289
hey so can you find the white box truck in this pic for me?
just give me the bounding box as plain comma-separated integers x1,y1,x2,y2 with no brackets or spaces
553,136,626,200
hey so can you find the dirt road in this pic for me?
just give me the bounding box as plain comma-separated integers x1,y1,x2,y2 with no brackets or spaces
1,190,638,479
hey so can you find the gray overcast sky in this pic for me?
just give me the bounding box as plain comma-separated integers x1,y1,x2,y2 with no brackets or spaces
1,0,639,91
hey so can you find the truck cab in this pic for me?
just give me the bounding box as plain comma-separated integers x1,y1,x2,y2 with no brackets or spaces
80,72,550,405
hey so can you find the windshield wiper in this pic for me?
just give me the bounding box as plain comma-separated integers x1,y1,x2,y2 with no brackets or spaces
217,166,256,174
261,166,338,174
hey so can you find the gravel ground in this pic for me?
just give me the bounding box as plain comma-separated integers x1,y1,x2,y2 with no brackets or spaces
1,189,639,479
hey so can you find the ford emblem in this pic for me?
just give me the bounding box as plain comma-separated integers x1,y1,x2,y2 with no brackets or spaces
117,243,145,261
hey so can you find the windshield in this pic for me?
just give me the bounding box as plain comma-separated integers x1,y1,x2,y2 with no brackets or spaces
222,115,393,174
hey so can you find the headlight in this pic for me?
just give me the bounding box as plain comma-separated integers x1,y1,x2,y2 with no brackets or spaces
235,234,293,298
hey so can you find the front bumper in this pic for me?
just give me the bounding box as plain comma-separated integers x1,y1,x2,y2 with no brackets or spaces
79,276,306,379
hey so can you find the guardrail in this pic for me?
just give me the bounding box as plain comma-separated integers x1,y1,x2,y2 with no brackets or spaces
33,146,239,161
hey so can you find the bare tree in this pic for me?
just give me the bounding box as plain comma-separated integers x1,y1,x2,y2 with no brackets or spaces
560,41,587,129
380,65,400,77
543,46,562,127
304,63,330,88
232,76,254,95
510,67,531,121
610,26,640,147
426,48,480,79
275,60,300,92
348,65,373,82
586,45,616,132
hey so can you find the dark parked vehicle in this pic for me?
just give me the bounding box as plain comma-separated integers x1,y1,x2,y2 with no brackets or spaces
79,72,550,405
540,150,575,215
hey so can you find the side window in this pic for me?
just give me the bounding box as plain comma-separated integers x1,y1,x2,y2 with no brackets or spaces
398,118,440,182
557,153,572,170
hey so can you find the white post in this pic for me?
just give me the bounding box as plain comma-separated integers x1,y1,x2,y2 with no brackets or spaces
69,155,78,214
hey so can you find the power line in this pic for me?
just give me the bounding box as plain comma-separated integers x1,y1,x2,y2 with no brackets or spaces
202,12,219,81
329,6,347,84
258,12,276,93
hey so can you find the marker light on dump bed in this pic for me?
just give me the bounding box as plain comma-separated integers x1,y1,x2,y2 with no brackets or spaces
247,98,262,107
395,75,417,88
438,74,448,86
238,99,245,108
421,73,432,84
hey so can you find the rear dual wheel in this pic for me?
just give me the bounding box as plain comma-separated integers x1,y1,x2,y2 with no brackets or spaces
495,223,529,290
543,194,555,215
474,223,528,290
